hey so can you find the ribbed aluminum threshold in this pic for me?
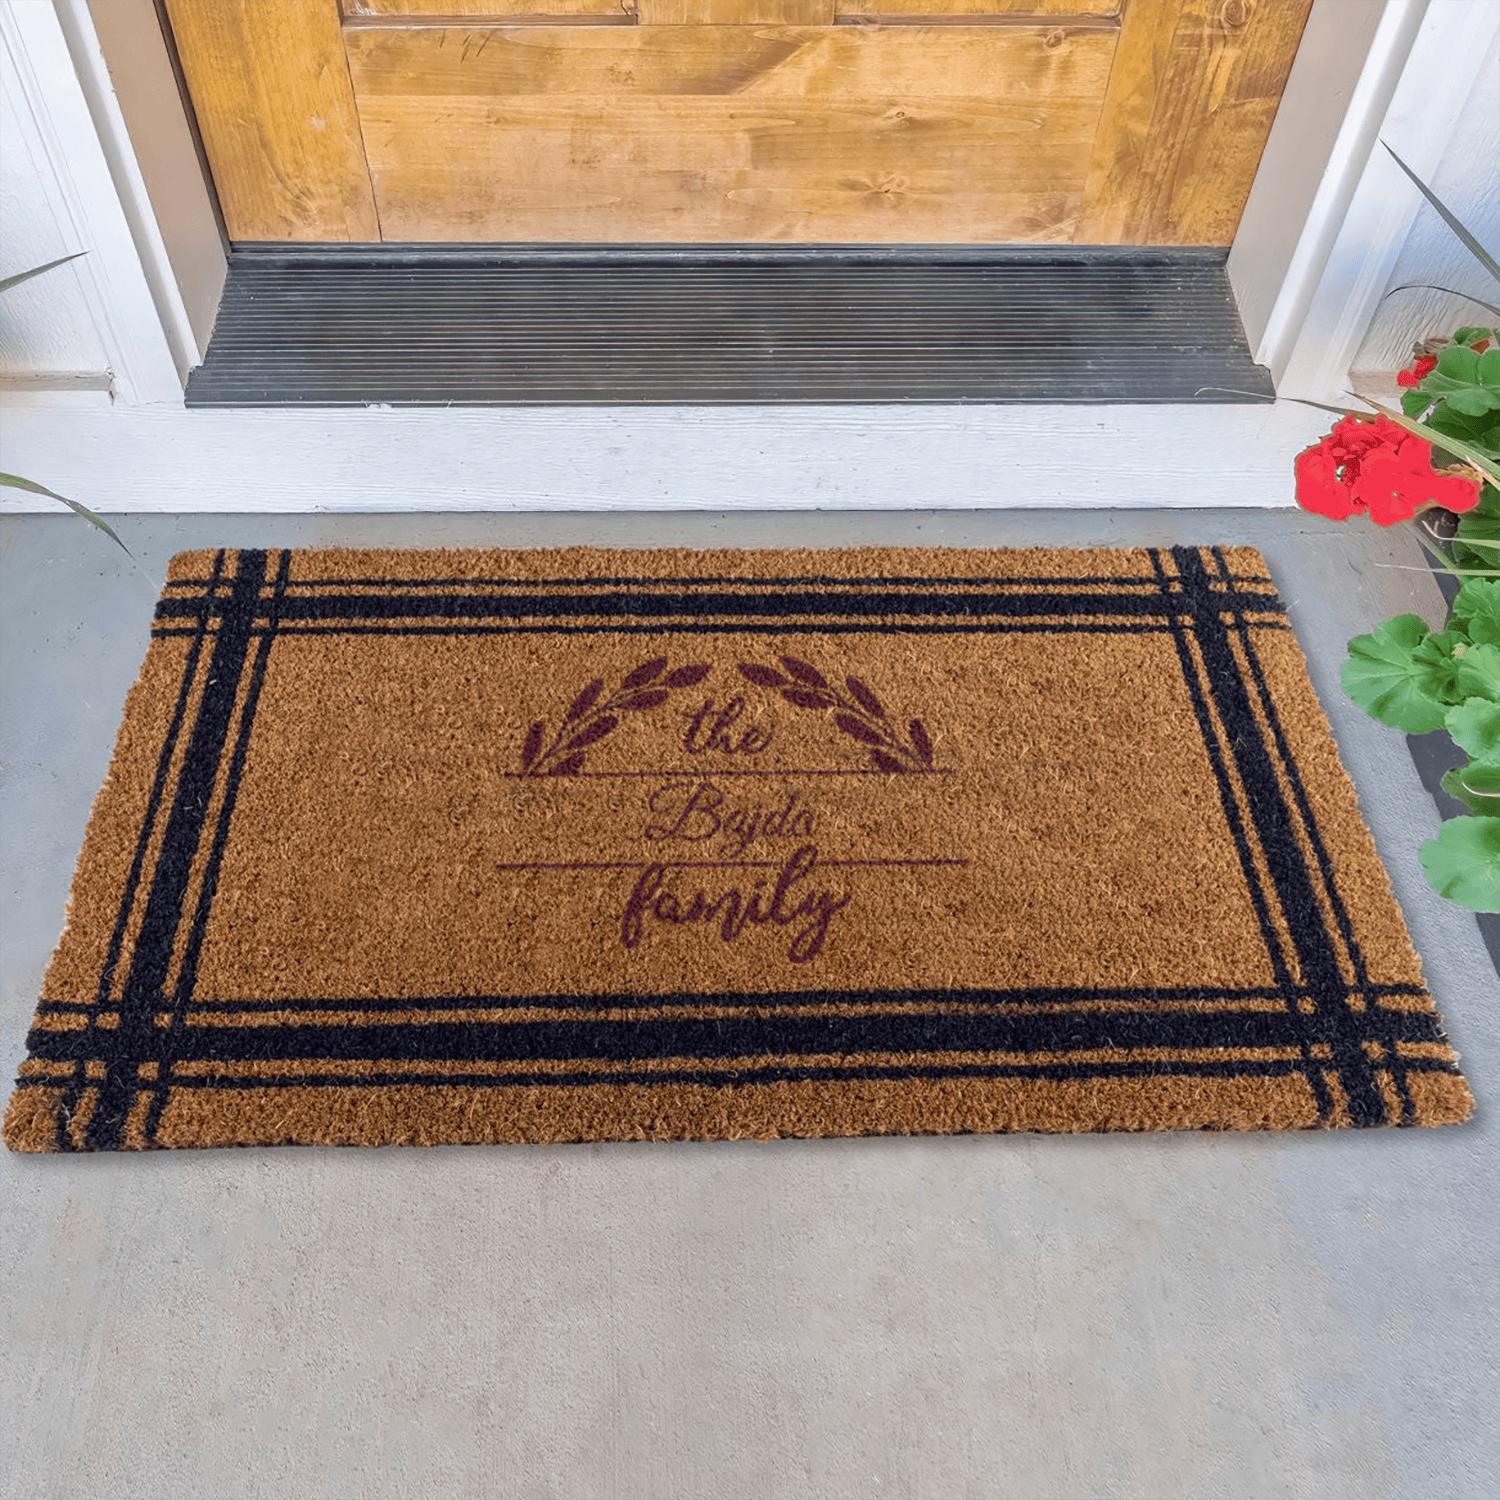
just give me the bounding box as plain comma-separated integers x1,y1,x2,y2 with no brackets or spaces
186,245,1275,407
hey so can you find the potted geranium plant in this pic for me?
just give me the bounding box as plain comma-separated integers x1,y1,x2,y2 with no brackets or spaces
1292,148,1500,911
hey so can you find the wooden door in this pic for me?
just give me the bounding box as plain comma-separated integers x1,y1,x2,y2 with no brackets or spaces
163,0,1312,244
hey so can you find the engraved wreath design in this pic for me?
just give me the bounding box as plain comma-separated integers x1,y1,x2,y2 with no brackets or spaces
520,654,936,774
736,655,937,773
520,656,712,776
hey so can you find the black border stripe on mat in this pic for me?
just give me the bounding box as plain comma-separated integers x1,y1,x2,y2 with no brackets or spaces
153,585,1285,626
33,980,1431,1019
1207,545,1414,1124
165,572,1213,590
145,551,292,1144
96,549,229,1008
157,571,1277,596
149,621,1293,641
59,551,230,1150
27,999,1453,1071
117,1056,1463,1096
1148,549,1331,1118
1167,547,1383,1123
86,550,271,1150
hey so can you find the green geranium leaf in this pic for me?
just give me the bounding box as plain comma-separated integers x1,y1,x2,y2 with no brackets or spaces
1420,816,1500,911
1444,389,1500,421
1435,344,1480,382
1341,615,1447,731
1455,642,1500,701
1452,517,1500,571
1453,532,1500,562
1451,490,1500,566
1426,345,1500,416
1456,509,1500,555
1452,543,1497,571
1426,409,1500,454
1442,761,1500,815
1445,697,1500,760
1455,326,1499,347
1411,630,1469,701
1452,577,1500,645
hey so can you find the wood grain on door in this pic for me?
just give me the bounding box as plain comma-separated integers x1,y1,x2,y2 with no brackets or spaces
166,0,1312,244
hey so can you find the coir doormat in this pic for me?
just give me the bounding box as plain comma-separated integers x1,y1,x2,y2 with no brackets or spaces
4,546,1473,1151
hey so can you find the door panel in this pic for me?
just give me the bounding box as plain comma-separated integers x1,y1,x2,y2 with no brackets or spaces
345,24,1110,240
355,95,1104,242
1077,0,1317,242
342,23,1112,97
834,1,1121,15
342,1,635,16
638,2,835,23
164,0,379,241
166,0,1312,244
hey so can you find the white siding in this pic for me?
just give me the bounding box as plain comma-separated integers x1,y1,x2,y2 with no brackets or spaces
1351,45,1500,388
0,22,110,384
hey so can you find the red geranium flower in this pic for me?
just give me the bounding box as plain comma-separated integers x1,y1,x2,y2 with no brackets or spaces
1294,414,1481,525
1396,354,1438,387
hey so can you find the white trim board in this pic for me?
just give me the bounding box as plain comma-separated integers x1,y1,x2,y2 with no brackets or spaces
0,401,1335,513
1228,0,1399,382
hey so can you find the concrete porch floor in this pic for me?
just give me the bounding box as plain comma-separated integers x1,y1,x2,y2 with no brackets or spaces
1,508,1495,1500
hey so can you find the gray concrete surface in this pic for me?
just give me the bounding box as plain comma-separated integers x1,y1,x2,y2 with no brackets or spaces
2,509,1496,1500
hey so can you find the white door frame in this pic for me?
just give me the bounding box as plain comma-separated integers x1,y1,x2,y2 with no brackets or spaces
0,0,1492,515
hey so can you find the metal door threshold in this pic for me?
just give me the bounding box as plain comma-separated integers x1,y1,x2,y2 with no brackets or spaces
186,245,1275,407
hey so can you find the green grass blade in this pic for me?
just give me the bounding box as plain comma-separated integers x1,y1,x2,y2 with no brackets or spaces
1411,530,1500,579
1380,283,1500,318
0,251,87,293
0,471,133,556
1252,392,1354,418
1384,144,1500,283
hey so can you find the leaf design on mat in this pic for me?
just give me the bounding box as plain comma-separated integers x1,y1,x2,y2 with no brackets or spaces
780,655,829,689
845,675,885,719
523,658,715,775
520,721,545,771
909,719,934,767
735,653,940,773
566,677,605,722
616,689,670,711
621,657,669,690
560,714,619,754
835,712,886,747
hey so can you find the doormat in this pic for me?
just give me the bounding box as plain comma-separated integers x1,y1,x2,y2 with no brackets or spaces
4,546,1473,1151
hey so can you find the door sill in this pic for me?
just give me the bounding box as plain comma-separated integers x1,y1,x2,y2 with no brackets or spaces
186,245,1275,408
